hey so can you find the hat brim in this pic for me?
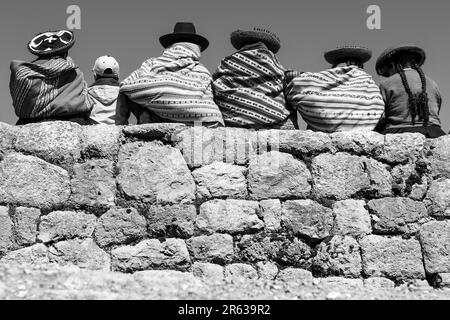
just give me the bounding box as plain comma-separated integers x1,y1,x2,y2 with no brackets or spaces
376,44,426,76
324,47,372,66
28,31,75,57
230,30,280,54
159,33,209,52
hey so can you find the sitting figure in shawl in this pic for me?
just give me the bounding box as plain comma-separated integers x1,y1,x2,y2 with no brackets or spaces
117,22,224,127
87,55,120,125
286,46,385,132
375,44,446,138
212,28,293,129
10,30,94,125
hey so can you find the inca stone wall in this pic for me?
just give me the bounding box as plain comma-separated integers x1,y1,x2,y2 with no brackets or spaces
0,121,449,287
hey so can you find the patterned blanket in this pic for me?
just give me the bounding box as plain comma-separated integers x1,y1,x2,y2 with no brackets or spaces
286,66,385,132
212,42,290,127
120,43,224,126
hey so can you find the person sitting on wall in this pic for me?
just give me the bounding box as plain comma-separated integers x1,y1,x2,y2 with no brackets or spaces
87,55,121,125
116,22,224,127
285,46,385,132
10,30,94,125
375,44,446,138
212,28,294,129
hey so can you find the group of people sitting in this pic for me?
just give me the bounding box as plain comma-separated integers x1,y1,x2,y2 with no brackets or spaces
8,22,447,138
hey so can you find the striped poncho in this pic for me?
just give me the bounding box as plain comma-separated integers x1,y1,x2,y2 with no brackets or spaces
120,43,224,126
286,66,385,132
212,42,291,128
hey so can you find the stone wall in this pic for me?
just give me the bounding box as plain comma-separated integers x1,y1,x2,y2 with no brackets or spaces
0,121,449,287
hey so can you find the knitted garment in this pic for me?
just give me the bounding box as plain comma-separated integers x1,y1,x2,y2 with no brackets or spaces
212,42,290,127
286,66,385,132
10,57,93,119
120,43,224,126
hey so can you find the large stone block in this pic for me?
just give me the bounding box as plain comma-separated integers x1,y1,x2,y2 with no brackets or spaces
332,200,372,237
192,262,225,280
360,235,425,280
192,162,248,201
117,142,195,205
256,261,279,280
427,135,450,179
425,179,450,218
10,207,40,246
0,244,49,265
266,130,334,155
145,205,197,239
248,152,311,200
368,198,428,235
14,122,82,170
94,208,147,248
0,207,13,256
0,154,70,209
81,125,122,159
312,236,362,278
330,131,384,155
420,221,450,274
111,239,191,272
374,133,425,164
0,122,16,156
276,268,314,284
224,263,258,280
281,200,334,241
187,234,234,264
259,200,282,232
196,200,264,235
38,211,97,244
122,123,185,142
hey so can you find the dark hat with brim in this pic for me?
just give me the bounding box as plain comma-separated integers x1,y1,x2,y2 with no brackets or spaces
230,28,281,54
159,22,209,52
324,46,372,66
28,30,75,57
376,44,426,76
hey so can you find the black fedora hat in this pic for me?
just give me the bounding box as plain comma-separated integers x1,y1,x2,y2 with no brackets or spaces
324,46,372,66
28,30,76,57
230,28,281,54
376,44,426,76
159,22,209,52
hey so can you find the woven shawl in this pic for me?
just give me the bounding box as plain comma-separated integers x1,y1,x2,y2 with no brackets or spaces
212,42,290,127
120,43,224,125
10,57,93,119
286,66,385,132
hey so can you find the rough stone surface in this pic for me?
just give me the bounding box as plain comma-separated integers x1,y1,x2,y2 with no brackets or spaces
69,160,116,210
0,153,71,209
117,142,195,205
374,133,425,164
435,273,450,288
81,125,121,159
259,200,282,232
368,198,428,235
312,236,362,278
187,234,234,264
364,277,395,289
332,200,372,237
48,239,110,271
276,268,314,284
391,163,428,199
330,131,384,155
427,135,450,178
0,207,13,255
123,123,185,142
94,208,147,248
10,207,41,246
192,262,225,280
111,239,191,272
360,235,425,280
0,244,49,265
282,200,334,241
256,261,279,280
224,263,258,280
420,221,450,274
145,205,197,239
38,211,96,244
196,200,264,235
14,122,82,169
269,130,334,155
192,162,248,201
248,151,311,200
0,123,16,156
425,179,450,218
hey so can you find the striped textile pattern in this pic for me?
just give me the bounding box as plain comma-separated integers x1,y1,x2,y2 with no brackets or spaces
120,43,224,125
286,66,385,132
212,42,290,127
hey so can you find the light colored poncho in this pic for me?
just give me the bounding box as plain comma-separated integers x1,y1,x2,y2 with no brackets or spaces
286,66,385,132
120,43,224,126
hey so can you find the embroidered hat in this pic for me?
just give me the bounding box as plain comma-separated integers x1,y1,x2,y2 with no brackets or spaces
376,44,426,76
230,28,281,54
28,30,76,57
160,22,209,52
93,55,120,78
324,46,372,66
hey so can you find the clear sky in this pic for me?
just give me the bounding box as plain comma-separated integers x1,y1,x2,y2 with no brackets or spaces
1,0,449,131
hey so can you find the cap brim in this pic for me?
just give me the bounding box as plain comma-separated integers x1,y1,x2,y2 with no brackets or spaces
159,33,209,52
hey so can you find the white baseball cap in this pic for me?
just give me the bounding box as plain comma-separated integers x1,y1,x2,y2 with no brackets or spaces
93,55,120,78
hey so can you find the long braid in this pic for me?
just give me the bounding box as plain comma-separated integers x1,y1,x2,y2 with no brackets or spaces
412,63,430,124
396,63,417,125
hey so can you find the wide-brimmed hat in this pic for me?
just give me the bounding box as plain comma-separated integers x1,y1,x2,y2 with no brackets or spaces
28,30,75,57
230,28,281,54
159,22,209,52
324,46,372,66
376,44,426,76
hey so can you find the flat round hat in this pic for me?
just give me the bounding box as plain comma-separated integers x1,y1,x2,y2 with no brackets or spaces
230,28,281,54
28,30,75,57
376,44,426,76
324,46,372,66
159,22,209,52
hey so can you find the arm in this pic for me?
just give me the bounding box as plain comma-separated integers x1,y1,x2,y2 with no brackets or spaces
115,92,131,125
